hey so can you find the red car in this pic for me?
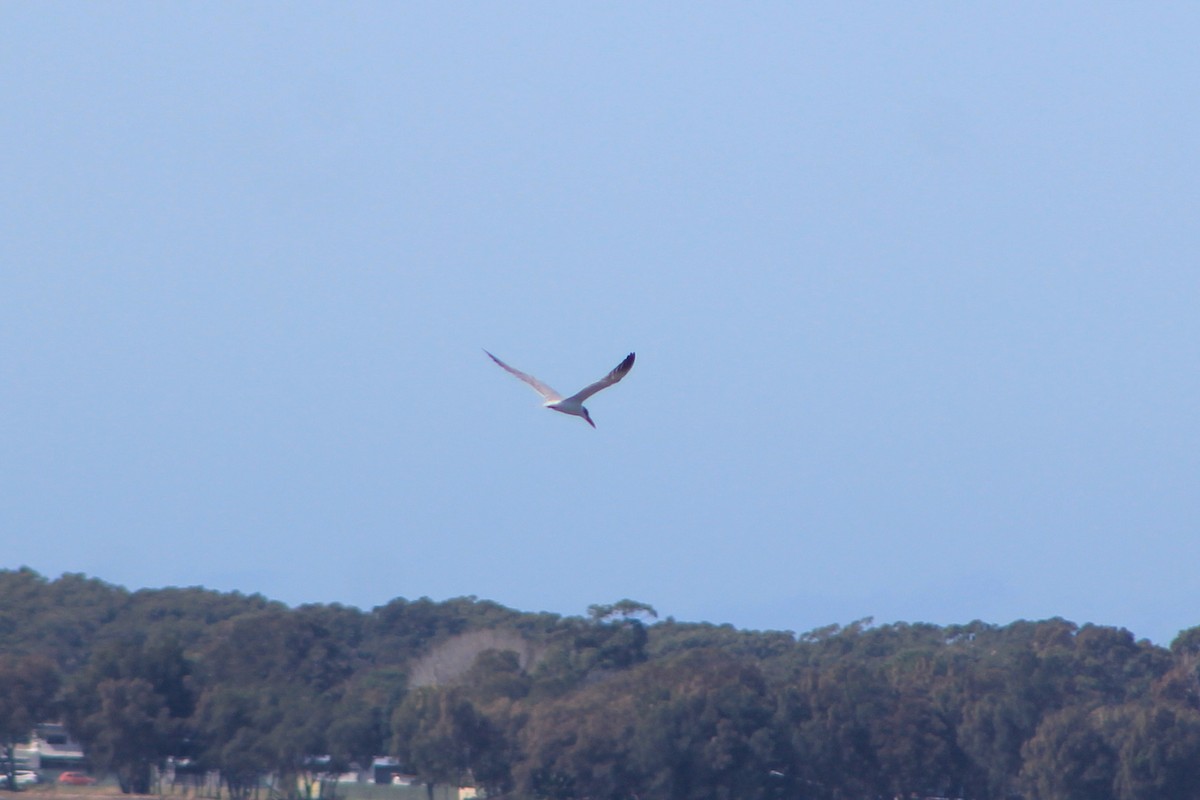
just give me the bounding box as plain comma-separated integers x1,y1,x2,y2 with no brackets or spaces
57,772,97,786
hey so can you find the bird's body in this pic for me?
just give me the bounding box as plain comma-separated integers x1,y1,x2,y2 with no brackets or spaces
484,350,635,428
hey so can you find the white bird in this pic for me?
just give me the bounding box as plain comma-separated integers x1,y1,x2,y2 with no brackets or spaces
484,350,636,428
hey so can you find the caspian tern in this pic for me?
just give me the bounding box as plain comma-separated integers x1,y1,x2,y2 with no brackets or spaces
484,350,635,428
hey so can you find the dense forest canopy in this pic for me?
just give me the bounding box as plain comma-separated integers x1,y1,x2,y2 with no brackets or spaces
2,568,1199,800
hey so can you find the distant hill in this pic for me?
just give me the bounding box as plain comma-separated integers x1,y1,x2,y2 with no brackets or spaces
2,567,1199,800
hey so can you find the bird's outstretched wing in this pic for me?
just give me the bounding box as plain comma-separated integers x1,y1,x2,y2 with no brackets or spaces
484,350,563,402
565,352,635,403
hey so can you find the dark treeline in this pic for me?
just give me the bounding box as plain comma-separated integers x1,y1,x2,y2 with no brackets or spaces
2,569,1200,800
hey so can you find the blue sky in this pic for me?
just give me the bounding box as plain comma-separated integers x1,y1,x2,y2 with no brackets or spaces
3,4,1198,644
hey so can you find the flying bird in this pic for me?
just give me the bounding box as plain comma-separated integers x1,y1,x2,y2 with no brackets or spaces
484,350,635,428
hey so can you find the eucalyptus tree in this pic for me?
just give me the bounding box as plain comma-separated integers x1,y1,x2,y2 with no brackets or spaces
0,655,59,792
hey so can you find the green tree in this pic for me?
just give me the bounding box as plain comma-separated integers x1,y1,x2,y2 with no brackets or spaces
192,686,270,800
392,687,506,797
630,651,784,800
788,660,891,800
327,667,408,774
0,655,59,792
1021,706,1116,800
871,690,964,798
460,649,531,706
62,636,195,793
0,570,126,672
587,599,658,624
1169,625,1200,657
193,681,341,800
75,678,168,793
515,674,639,800
953,661,1043,799
517,650,785,800
1101,702,1200,800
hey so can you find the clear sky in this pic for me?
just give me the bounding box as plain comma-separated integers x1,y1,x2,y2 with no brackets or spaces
3,4,1198,644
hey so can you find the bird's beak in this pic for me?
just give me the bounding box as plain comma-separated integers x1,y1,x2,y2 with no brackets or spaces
585,415,596,428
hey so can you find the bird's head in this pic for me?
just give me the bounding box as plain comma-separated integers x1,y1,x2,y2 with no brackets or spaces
582,408,596,428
